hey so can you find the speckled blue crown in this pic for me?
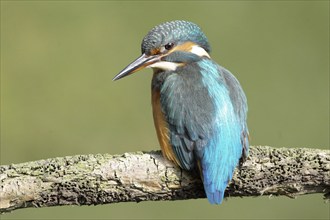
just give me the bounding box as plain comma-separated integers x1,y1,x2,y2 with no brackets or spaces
141,20,211,54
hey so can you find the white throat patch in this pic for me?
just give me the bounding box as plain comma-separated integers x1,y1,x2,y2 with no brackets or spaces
148,61,183,71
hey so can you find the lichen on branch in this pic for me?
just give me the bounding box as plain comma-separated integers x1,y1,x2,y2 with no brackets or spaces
0,146,329,214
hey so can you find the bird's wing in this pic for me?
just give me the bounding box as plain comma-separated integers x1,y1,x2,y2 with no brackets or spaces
197,60,249,204
158,62,215,170
220,66,249,159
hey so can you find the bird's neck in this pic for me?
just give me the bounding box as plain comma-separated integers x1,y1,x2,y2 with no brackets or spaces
151,59,208,94
151,69,171,92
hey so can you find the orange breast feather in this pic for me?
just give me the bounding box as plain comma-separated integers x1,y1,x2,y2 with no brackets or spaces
152,89,180,167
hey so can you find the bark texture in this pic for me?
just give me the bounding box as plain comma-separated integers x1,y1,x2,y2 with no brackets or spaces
0,146,329,214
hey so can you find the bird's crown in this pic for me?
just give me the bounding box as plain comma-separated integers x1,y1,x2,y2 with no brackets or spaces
141,20,211,55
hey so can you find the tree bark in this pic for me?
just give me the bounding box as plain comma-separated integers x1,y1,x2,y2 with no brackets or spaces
0,146,329,214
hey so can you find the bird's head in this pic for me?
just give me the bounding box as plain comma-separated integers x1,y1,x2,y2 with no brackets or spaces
113,20,211,81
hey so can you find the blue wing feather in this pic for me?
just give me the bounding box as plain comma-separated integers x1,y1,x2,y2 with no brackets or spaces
201,60,250,204
199,59,246,204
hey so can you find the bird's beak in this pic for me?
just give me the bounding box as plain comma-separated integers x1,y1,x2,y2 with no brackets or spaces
113,53,160,81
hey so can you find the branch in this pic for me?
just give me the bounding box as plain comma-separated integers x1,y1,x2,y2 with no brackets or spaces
0,146,329,214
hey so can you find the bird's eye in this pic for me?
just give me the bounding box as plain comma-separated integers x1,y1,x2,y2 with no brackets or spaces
164,43,174,50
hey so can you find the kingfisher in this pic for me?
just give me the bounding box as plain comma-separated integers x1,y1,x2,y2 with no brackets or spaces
113,20,249,204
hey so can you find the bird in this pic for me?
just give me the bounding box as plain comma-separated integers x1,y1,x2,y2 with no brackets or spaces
113,20,249,204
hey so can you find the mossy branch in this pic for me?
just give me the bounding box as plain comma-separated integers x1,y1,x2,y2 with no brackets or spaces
0,146,329,214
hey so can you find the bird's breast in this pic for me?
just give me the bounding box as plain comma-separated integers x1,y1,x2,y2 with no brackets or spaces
151,80,181,166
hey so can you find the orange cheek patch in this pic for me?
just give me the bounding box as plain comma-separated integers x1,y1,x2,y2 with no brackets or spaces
150,42,197,56
171,41,196,53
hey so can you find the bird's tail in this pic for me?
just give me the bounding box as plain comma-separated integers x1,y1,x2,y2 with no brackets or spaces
204,187,225,205
199,125,243,204
201,164,230,204
196,160,226,204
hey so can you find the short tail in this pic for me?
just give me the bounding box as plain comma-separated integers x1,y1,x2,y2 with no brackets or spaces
202,170,229,204
204,187,225,204
196,160,226,204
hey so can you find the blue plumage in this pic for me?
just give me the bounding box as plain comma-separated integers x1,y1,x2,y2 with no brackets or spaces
114,20,249,204
199,60,247,204
155,58,248,204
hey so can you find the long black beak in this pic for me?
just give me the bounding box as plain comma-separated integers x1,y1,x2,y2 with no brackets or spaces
113,53,160,81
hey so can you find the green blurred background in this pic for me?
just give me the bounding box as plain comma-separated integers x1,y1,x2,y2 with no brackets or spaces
1,1,329,219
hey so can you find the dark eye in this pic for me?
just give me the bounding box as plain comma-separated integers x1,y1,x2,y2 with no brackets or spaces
164,43,174,50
